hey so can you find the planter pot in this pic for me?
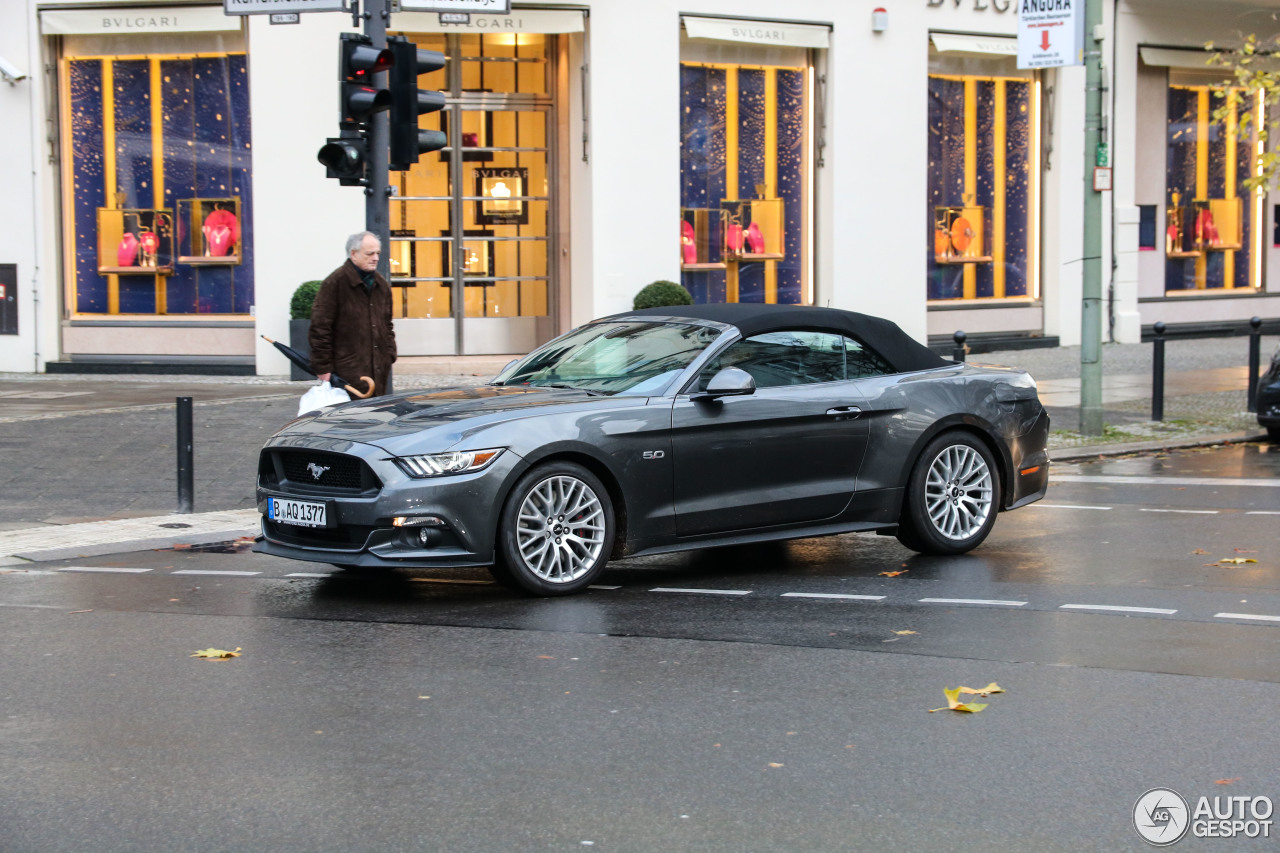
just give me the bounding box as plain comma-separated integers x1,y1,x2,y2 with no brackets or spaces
288,318,313,381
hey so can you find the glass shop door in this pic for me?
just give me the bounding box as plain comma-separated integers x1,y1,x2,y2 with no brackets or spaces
388,32,555,356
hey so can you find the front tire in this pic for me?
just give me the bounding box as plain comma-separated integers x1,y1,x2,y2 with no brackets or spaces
490,462,615,596
896,431,1000,555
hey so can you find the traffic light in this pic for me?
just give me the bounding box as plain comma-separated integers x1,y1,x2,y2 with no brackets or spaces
339,32,393,128
318,33,393,186
387,36,447,171
317,132,367,186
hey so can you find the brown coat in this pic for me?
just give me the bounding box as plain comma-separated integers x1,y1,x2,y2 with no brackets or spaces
308,260,397,397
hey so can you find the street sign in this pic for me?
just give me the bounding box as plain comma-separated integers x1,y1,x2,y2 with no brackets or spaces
399,0,512,13
1016,0,1086,69
223,0,343,16
270,13,301,24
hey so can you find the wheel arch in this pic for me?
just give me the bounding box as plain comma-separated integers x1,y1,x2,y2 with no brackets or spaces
900,416,1014,510
500,447,629,560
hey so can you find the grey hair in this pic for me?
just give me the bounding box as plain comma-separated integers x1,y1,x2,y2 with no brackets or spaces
346,231,379,254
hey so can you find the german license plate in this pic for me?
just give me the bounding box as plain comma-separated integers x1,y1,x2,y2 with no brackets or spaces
268,497,328,527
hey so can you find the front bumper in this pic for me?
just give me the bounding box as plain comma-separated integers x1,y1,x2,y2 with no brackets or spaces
253,436,521,569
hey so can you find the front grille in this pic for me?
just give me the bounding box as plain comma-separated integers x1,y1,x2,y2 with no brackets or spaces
265,520,376,550
262,449,380,494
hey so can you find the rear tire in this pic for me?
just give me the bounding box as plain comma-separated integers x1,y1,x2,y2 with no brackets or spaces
896,431,1000,555
489,461,615,596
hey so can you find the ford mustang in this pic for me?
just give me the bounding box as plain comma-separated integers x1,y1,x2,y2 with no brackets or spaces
254,304,1050,595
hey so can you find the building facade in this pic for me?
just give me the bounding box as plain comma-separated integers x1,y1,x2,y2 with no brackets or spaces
0,0,1277,376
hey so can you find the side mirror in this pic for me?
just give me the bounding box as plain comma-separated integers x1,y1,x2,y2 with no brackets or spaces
691,366,756,401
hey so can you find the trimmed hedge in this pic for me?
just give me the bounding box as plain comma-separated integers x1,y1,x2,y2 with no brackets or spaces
633,280,694,310
290,280,323,320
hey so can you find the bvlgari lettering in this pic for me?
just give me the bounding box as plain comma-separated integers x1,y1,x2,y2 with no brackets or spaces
103,16,176,29
926,0,1011,10
442,16,522,29
731,26,787,41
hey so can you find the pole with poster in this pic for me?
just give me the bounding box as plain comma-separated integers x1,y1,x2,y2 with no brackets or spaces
1018,0,1102,435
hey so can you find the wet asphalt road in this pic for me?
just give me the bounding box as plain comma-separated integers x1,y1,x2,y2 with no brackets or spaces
2,442,1280,851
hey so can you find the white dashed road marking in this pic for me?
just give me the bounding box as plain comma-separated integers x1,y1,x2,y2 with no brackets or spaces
58,567,152,574
1140,508,1219,515
919,597,1027,607
170,570,262,577
651,587,753,596
1060,604,1177,615
781,592,886,601
285,572,333,578
1215,612,1280,623
1051,474,1280,488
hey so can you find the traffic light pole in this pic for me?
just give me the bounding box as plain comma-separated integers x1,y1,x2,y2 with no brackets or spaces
1079,0,1105,436
362,0,392,283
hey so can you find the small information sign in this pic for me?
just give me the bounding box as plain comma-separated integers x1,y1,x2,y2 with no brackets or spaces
270,12,301,24
400,0,511,13
223,0,343,16
1017,0,1086,69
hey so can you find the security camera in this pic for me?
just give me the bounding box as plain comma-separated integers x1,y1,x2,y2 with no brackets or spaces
0,56,28,84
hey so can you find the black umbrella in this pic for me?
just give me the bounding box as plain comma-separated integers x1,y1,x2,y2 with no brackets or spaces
261,335,374,399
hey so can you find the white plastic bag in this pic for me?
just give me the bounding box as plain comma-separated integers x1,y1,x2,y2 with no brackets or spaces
298,381,351,416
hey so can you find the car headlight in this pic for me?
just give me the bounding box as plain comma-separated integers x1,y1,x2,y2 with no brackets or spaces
395,448,504,478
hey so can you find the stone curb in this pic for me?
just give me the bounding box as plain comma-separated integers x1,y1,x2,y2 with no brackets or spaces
0,509,259,564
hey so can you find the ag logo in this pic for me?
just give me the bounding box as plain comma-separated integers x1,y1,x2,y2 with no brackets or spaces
1134,788,1190,846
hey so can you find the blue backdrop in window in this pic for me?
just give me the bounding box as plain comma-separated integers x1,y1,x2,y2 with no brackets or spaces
68,55,253,315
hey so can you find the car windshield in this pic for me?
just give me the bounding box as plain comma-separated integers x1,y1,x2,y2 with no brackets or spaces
492,321,723,396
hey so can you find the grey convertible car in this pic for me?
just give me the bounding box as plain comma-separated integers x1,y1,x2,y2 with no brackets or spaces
255,304,1050,595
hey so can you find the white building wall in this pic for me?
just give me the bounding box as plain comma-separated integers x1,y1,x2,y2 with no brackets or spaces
246,11,367,377
0,2,53,374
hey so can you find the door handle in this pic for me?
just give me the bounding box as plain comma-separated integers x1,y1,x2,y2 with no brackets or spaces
826,406,861,417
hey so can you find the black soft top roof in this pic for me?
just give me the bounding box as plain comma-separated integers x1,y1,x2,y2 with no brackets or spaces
607,303,948,374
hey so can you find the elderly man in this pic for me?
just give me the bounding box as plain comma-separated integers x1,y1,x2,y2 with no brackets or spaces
309,231,397,397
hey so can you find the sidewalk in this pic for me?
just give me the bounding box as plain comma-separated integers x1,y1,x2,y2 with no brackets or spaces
0,334,1274,564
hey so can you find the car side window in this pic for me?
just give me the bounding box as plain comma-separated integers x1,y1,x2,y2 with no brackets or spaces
697,330,847,390
843,335,894,378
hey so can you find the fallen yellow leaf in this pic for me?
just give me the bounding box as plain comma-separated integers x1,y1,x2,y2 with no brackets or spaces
892,630,918,635
1191,548,1209,555
767,763,784,768
929,683,1004,713
1215,777,1241,785
1218,558,1257,564
880,570,909,578
958,682,1004,696
191,647,241,659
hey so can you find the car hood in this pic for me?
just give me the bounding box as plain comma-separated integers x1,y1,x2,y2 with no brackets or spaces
272,384,644,454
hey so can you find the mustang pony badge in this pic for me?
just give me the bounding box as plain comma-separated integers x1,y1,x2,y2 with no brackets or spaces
307,462,330,480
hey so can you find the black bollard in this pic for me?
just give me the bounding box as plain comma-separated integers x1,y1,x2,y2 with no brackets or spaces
952,330,967,363
177,397,194,514
1247,316,1262,413
1152,322,1166,422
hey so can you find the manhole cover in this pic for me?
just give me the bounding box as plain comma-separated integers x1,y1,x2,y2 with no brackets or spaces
159,523,193,529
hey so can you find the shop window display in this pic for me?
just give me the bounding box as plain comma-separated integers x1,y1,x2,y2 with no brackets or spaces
1164,80,1258,292
386,32,550,322
926,66,1037,302
679,55,809,305
64,50,253,315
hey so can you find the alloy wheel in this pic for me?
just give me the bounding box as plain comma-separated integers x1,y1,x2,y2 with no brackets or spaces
923,443,994,540
514,475,607,583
